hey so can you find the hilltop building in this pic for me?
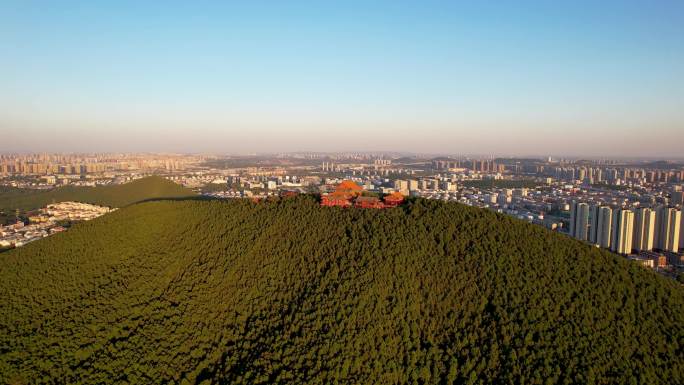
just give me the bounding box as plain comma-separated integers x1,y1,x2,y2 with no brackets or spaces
320,180,404,209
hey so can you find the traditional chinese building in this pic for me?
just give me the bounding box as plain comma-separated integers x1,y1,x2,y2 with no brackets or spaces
354,196,384,209
383,191,405,207
320,180,362,207
321,193,353,207
321,181,404,209
336,180,363,195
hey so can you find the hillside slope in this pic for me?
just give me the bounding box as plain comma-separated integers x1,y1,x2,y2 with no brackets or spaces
0,176,194,214
0,197,682,384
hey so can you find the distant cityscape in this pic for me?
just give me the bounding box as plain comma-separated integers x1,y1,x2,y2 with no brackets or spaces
1,152,683,278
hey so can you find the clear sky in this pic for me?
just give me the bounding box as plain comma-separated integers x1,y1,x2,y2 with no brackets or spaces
1,1,683,157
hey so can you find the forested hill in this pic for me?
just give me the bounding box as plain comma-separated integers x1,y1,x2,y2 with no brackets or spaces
1,197,682,384
0,176,194,213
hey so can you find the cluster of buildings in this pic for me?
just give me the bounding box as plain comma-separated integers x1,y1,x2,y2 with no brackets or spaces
0,221,65,249
569,202,683,266
320,180,404,209
0,202,112,249
0,153,203,178
553,166,684,186
432,159,506,174
42,202,112,221
3,152,683,277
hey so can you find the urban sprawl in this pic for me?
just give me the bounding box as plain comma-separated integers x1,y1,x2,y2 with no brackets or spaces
2,153,683,279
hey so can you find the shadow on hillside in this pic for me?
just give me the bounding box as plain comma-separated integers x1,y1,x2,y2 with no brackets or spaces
129,195,221,206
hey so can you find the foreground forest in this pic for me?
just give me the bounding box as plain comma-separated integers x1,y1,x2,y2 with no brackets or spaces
0,176,194,223
0,196,682,384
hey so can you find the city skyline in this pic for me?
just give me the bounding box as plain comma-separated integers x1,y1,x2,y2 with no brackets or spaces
2,1,683,156
2,151,684,163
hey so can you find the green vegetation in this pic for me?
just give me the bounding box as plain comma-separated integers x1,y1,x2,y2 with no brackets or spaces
199,183,230,193
0,176,195,216
200,182,247,193
461,179,540,189
0,197,682,384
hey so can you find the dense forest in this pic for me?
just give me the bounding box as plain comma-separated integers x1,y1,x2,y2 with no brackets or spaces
0,196,682,384
0,176,194,221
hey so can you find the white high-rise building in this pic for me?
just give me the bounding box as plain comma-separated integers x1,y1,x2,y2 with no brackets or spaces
570,202,589,241
633,208,656,252
656,207,681,252
611,209,634,254
596,206,613,249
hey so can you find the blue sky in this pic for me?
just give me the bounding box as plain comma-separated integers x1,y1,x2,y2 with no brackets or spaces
1,1,683,156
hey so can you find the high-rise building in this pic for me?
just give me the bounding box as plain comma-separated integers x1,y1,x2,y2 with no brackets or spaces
672,191,684,206
611,209,634,254
497,193,511,206
596,206,613,249
394,180,408,192
569,202,576,237
633,208,656,252
680,212,684,251
589,205,600,244
595,168,603,183
408,180,419,192
656,207,681,252
578,168,586,182
570,202,589,241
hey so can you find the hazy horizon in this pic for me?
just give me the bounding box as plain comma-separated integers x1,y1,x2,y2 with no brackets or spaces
2,1,683,156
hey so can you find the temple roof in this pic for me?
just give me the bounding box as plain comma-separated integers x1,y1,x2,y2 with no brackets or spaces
384,191,405,201
336,180,362,192
356,196,380,203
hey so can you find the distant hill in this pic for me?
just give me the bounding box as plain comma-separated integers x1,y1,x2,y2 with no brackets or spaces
0,197,682,384
0,176,195,214
639,160,683,170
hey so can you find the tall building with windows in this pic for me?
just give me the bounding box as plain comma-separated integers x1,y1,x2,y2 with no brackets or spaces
633,208,656,252
578,168,586,182
589,205,600,244
680,212,684,251
672,191,684,206
679,215,684,250
570,202,589,241
611,209,634,254
393,180,409,194
596,206,613,249
589,205,611,247
656,207,681,252
408,179,419,192
569,202,577,237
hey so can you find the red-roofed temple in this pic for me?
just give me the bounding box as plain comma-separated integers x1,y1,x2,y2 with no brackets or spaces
320,181,404,209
